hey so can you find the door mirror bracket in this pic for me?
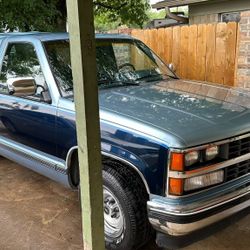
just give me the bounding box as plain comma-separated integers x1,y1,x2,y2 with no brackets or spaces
168,63,176,73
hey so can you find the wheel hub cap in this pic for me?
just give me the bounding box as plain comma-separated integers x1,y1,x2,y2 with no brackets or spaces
103,188,125,238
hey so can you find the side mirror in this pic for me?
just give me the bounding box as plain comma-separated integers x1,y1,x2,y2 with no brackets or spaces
7,77,36,97
168,63,176,73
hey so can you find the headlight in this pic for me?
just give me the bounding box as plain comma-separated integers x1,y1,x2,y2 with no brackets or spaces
185,151,199,167
184,170,224,191
205,146,219,161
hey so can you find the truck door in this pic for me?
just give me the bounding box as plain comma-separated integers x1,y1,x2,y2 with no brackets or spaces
0,42,57,156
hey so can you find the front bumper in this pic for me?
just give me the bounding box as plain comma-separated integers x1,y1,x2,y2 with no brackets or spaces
148,185,250,236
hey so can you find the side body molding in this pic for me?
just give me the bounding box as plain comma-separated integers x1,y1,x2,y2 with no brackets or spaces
0,136,70,188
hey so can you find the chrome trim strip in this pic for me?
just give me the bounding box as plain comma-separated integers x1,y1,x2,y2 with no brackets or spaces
166,150,171,197
102,151,151,194
169,153,250,179
149,200,250,236
66,146,78,168
0,136,67,174
167,173,250,199
148,186,250,217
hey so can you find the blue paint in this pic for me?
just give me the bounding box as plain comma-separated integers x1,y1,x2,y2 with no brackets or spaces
56,107,169,195
0,94,57,155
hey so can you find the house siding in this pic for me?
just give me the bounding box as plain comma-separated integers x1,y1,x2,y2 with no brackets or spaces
189,0,250,17
189,0,250,24
189,13,219,24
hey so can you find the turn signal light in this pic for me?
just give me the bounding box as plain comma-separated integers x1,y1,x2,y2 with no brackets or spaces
169,178,183,195
170,153,184,171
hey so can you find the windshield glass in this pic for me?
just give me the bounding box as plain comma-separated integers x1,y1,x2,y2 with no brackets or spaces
44,39,177,97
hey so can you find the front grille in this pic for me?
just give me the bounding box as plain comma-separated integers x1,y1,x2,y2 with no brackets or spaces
225,160,250,182
224,136,250,182
228,137,250,158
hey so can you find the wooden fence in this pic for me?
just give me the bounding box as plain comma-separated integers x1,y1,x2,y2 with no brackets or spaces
131,22,239,86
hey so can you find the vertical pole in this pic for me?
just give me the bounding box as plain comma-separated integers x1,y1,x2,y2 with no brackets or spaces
66,1,105,250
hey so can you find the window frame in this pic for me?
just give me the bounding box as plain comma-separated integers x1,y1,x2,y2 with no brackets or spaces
42,39,72,98
0,37,61,106
0,42,47,102
220,12,241,23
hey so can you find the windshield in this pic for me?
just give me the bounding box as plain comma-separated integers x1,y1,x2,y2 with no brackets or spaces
44,39,177,97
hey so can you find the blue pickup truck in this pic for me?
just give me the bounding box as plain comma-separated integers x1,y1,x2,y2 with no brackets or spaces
0,32,249,250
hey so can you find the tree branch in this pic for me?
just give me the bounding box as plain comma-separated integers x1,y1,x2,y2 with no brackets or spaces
94,1,127,10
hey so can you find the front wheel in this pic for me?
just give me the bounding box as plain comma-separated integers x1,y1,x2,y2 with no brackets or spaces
103,167,152,250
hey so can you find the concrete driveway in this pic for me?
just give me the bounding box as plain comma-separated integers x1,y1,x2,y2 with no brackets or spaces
0,158,249,250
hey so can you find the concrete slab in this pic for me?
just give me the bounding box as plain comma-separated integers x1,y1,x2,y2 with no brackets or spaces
0,158,249,250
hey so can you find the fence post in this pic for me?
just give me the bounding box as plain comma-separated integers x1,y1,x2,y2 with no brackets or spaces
66,1,105,250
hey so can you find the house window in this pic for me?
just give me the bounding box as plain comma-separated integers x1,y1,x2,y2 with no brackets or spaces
220,12,241,23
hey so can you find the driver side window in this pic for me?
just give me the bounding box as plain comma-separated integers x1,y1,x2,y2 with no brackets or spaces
0,42,47,100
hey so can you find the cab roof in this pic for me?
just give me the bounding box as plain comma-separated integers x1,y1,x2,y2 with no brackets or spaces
0,32,133,42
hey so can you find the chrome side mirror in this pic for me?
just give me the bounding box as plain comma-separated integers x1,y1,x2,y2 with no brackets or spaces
168,63,176,73
8,77,36,97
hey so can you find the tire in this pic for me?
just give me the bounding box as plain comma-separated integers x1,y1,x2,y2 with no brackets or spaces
69,154,79,187
103,166,152,250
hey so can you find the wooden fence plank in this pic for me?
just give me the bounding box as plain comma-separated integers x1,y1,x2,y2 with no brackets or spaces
132,29,139,38
187,25,198,79
196,24,207,81
225,22,238,86
234,23,240,86
131,29,144,42
172,26,181,76
164,27,173,64
214,22,227,84
143,29,149,47
205,24,216,83
131,29,138,39
150,29,158,52
157,28,165,61
180,25,189,79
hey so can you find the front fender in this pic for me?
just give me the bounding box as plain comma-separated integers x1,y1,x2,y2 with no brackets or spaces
100,127,169,196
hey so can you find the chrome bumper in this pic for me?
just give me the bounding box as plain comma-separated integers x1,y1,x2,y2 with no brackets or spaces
147,186,250,236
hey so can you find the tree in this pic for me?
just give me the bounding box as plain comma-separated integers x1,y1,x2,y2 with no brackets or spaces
94,15,120,33
147,9,166,21
0,0,149,32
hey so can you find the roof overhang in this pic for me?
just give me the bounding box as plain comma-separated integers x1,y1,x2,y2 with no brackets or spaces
152,0,209,9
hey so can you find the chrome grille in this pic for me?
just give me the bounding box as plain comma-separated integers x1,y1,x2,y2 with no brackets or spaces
228,137,250,158
226,137,250,182
225,160,250,181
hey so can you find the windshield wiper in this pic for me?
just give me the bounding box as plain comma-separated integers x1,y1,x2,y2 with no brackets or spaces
164,74,179,80
65,86,73,92
98,80,139,89
135,73,163,82
135,73,178,82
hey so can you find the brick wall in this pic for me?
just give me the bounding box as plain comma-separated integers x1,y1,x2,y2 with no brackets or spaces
236,11,250,88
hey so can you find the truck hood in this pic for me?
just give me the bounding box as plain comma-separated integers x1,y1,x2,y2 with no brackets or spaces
99,80,250,148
